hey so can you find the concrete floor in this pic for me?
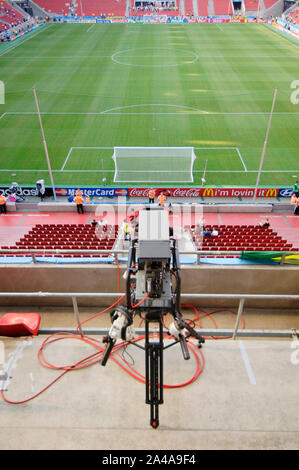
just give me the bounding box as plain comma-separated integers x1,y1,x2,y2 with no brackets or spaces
0,308,298,450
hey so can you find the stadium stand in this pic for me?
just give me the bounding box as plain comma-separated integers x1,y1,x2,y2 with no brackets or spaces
131,8,179,16
1,220,297,260
196,0,209,16
184,0,194,15
0,0,25,29
0,1,24,19
33,0,70,15
76,0,127,16
263,0,281,8
185,224,296,256
2,223,119,257
286,6,299,23
213,0,233,15
243,0,259,12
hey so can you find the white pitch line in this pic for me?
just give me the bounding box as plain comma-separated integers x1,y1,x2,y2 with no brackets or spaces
86,23,96,33
215,23,224,33
60,147,115,171
239,340,256,385
1,55,298,59
195,146,247,172
0,168,297,173
194,169,299,173
262,23,299,50
71,146,114,149
0,112,6,120
4,111,299,116
60,147,73,171
236,147,248,172
0,24,53,58
194,146,237,149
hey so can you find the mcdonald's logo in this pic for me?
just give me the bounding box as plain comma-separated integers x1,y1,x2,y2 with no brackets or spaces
202,188,214,197
265,188,278,198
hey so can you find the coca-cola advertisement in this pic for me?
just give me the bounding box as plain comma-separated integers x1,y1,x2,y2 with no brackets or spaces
128,187,289,198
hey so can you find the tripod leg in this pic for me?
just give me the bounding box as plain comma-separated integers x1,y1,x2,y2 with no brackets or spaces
101,337,116,366
145,318,163,429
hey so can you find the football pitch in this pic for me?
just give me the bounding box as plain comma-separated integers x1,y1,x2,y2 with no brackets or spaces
0,21,298,188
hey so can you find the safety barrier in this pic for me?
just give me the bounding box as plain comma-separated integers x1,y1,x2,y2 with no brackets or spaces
0,248,298,265
0,290,298,339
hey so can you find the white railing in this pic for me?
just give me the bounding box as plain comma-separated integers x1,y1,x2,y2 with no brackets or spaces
0,290,298,339
0,248,298,265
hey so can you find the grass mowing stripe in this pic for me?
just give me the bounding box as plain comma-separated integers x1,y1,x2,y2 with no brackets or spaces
0,23,297,187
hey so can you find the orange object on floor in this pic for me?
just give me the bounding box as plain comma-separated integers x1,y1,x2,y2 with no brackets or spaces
0,313,41,337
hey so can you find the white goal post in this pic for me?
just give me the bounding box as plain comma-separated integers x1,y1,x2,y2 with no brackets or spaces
112,147,197,183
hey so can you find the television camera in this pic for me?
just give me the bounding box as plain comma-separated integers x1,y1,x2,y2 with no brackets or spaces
101,207,205,428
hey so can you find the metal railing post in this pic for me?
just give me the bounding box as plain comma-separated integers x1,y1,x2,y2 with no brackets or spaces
233,298,245,340
72,296,82,335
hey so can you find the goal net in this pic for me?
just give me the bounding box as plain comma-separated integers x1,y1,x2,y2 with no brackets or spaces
112,147,196,183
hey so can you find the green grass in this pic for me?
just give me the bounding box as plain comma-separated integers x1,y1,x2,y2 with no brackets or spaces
0,22,298,187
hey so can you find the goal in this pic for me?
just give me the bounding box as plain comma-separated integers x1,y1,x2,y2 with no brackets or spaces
112,147,196,183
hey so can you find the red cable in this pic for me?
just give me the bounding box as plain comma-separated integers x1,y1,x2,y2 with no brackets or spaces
131,291,150,309
2,262,235,404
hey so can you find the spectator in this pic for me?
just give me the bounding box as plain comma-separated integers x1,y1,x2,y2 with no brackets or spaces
211,228,219,236
122,219,130,241
0,194,7,214
203,229,212,237
158,192,166,207
293,180,299,197
36,179,45,201
259,217,270,228
98,217,108,232
199,216,205,228
148,188,155,204
74,193,84,213
7,193,16,202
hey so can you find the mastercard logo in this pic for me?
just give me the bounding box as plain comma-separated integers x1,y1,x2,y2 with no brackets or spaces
56,188,68,196
115,189,127,196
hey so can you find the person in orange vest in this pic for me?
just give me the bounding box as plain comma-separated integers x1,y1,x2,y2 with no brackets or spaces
0,194,6,214
76,188,83,197
148,188,155,204
74,194,84,213
158,192,166,207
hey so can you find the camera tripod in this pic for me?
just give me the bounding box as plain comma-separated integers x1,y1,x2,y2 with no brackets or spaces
101,237,205,428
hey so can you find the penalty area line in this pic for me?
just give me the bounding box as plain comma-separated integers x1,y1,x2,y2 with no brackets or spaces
60,147,73,171
215,23,224,33
86,23,96,33
60,146,115,172
236,147,247,172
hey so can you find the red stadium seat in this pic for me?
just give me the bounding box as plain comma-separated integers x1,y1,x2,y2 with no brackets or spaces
0,313,41,337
